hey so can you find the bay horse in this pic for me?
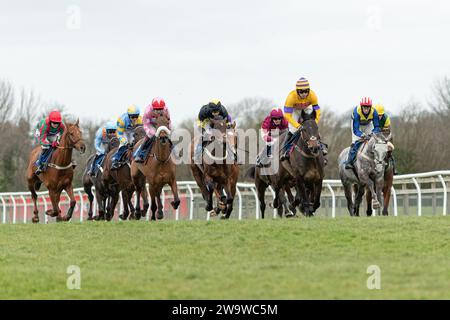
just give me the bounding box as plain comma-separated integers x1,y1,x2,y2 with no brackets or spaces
282,113,325,217
102,126,147,220
26,120,86,223
82,136,120,220
338,131,394,216
190,117,239,219
366,128,395,216
131,115,179,220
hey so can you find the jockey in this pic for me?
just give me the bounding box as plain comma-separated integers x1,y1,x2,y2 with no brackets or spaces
87,121,117,176
344,97,381,170
193,99,232,163
111,104,143,169
375,104,391,130
34,110,65,175
280,77,327,162
134,97,172,163
375,103,397,174
256,108,289,167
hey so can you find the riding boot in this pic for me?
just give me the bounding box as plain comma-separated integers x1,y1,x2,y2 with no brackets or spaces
135,136,155,163
280,132,294,161
112,145,127,170
193,141,203,164
35,148,51,175
266,144,273,158
320,142,329,156
88,154,99,176
344,142,360,170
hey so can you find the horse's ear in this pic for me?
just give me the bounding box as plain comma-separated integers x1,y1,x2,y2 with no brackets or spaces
75,118,79,127
232,121,236,129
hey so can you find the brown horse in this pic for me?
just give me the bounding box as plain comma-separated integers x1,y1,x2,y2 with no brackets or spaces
102,126,147,221
366,129,395,216
82,137,120,220
190,117,239,219
131,115,179,220
282,113,325,217
26,120,86,223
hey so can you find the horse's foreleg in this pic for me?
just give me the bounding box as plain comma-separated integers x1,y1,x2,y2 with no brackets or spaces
119,191,131,221
149,187,157,221
222,182,235,219
156,188,164,220
382,183,391,216
84,184,94,220
343,184,354,217
366,187,373,216
169,178,180,210
63,184,76,222
47,189,63,221
205,178,214,212
29,183,40,223
367,179,380,210
256,179,268,219
313,180,322,213
354,185,365,217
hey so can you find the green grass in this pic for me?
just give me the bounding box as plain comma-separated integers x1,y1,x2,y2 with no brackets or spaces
1,217,450,299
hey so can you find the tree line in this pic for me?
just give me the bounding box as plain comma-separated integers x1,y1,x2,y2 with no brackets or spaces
1,78,449,192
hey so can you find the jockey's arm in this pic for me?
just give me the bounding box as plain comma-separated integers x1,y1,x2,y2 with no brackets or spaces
372,109,381,133
283,107,301,129
313,105,321,123
352,110,364,137
38,123,51,147
94,128,104,153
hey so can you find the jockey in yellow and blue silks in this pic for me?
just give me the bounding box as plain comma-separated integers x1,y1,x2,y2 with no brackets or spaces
375,103,397,174
344,97,381,170
280,77,327,161
111,105,143,169
88,121,117,176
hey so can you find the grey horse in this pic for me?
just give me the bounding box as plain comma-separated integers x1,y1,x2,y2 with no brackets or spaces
338,132,393,216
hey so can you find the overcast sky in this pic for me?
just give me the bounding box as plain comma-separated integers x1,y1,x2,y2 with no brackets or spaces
1,0,449,125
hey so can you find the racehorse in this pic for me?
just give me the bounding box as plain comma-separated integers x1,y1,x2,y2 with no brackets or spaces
81,136,120,220
131,115,179,220
26,119,86,223
246,131,296,219
282,113,325,217
190,116,239,219
366,128,395,216
102,126,147,220
338,131,394,216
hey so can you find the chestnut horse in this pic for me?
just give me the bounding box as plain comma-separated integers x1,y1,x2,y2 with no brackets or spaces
102,126,147,221
26,120,86,223
131,115,179,220
190,117,239,219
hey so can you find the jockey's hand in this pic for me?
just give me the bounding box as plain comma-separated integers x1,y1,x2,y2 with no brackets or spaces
51,141,59,148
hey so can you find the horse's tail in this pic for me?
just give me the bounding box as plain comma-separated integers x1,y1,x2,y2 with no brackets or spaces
245,165,256,180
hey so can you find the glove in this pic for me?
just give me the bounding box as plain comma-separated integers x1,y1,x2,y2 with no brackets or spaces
51,140,59,148
266,136,273,143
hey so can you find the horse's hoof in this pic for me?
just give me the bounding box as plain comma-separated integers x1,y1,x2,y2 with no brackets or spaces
56,216,65,222
220,215,229,220
45,209,58,217
118,214,127,221
32,216,39,223
209,209,217,217
286,211,295,218
157,212,164,220
87,215,94,221
105,214,112,221
171,200,180,210
135,213,141,220
94,215,105,221
372,201,380,210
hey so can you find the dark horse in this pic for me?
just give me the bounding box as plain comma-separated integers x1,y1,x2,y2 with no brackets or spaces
102,126,147,220
366,128,395,216
190,117,239,219
131,115,179,220
246,131,297,219
282,113,325,217
26,120,86,223
81,136,120,220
